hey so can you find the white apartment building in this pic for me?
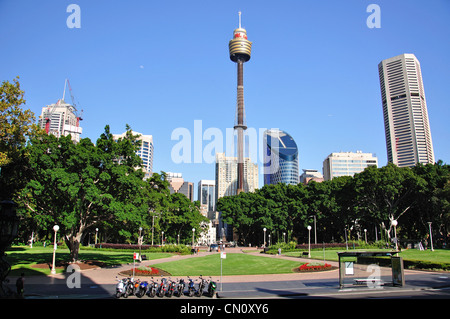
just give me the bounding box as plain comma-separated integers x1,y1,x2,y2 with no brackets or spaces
113,131,154,180
378,53,434,167
322,151,378,181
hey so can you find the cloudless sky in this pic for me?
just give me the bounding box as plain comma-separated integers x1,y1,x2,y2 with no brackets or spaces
1,0,449,198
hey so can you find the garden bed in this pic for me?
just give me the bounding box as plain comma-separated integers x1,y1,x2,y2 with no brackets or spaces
293,262,336,273
119,265,171,277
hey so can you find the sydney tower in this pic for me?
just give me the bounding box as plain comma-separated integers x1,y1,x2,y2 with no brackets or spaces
229,12,252,194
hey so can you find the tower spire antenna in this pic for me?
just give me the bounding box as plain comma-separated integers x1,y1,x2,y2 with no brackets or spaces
238,11,241,28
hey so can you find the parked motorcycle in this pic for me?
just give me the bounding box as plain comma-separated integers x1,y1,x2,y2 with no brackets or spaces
187,276,196,297
157,277,168,297
146,277,158,298
136,280,148,298
207,277,217,297
196,275,207,297
176,278,186,297
166,278,177,297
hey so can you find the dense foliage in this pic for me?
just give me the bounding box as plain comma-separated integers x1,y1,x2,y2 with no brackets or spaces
217,162,450,248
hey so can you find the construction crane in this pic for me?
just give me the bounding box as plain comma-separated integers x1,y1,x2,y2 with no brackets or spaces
65,79,83,127
43,79,83,134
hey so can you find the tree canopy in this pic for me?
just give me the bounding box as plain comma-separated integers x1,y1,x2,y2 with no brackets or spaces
217,162,450,247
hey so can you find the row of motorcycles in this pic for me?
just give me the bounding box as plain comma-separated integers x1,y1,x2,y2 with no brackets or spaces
115,275,217,299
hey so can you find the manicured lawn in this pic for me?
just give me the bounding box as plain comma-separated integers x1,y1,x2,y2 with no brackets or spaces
5,246,172,276
284,248,450,266
151,253,303,276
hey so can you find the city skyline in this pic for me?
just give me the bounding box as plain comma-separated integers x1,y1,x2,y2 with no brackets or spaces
1,1,449,195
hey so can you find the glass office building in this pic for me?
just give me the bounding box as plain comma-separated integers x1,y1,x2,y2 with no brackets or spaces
263,129,299,185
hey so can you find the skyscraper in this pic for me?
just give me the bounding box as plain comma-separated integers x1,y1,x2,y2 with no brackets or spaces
198,180,216,217
322,151,378,181
38,80,83,143
113,131,154,179
166,172,194,201
263,129,299,185
215,152,258,241
215,153,258,200
378,53,435,167
229,12,252,194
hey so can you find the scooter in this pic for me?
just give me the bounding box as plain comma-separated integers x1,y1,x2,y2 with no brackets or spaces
115,277,128,298
136,280,148,298
196,275,207,297
176,278,186,297
207,277,217,297
187,276,196,297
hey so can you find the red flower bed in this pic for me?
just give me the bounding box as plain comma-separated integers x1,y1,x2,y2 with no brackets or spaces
297,263,332,272
132,266,160,275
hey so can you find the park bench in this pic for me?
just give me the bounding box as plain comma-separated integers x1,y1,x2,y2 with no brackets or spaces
301,252,309,257
353,278,382,285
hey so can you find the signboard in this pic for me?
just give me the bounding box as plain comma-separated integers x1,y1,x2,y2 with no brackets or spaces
221,252,226,259
345,261,354,275
133,252,139,260
392,256,405,286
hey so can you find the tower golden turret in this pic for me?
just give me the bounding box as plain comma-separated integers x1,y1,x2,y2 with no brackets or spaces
229,12,252,194
229,12,252,62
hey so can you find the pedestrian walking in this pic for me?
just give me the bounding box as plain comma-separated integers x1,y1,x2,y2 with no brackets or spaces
16,273,25,297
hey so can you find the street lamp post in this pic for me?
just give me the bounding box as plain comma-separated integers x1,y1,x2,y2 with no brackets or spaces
139,227,143,260
95,228,98,245
192,228,195,247
391,219,398,251
309,215,317,244
283,232,286,243
268,234,271,247
428,222,434,251
263,228,267,248
307,225,312,258
364,229,367,244
51,225,59,274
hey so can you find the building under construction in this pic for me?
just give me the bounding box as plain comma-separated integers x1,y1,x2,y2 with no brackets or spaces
38,79,83,143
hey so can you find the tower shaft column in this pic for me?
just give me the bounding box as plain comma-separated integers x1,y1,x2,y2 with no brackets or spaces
236,60,245,194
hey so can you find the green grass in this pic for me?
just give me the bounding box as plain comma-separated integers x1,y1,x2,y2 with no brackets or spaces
284,248,450,271
5,246,172,276
151,253,303,276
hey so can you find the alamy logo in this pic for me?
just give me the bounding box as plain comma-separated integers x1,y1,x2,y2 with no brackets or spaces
66,264,81,288
366,4,381,29
170,120,283,173
66,4,81,29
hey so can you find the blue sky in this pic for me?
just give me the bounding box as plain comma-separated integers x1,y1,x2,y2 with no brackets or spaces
1,0,449,198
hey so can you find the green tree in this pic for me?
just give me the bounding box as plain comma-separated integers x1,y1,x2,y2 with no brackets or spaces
19,125,146,261
0,77,41,199
353,163,426,241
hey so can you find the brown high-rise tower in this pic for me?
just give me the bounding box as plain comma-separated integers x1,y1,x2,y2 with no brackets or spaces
229,12,252,194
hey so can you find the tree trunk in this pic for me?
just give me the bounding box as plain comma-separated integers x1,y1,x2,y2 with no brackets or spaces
65,232,83,262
